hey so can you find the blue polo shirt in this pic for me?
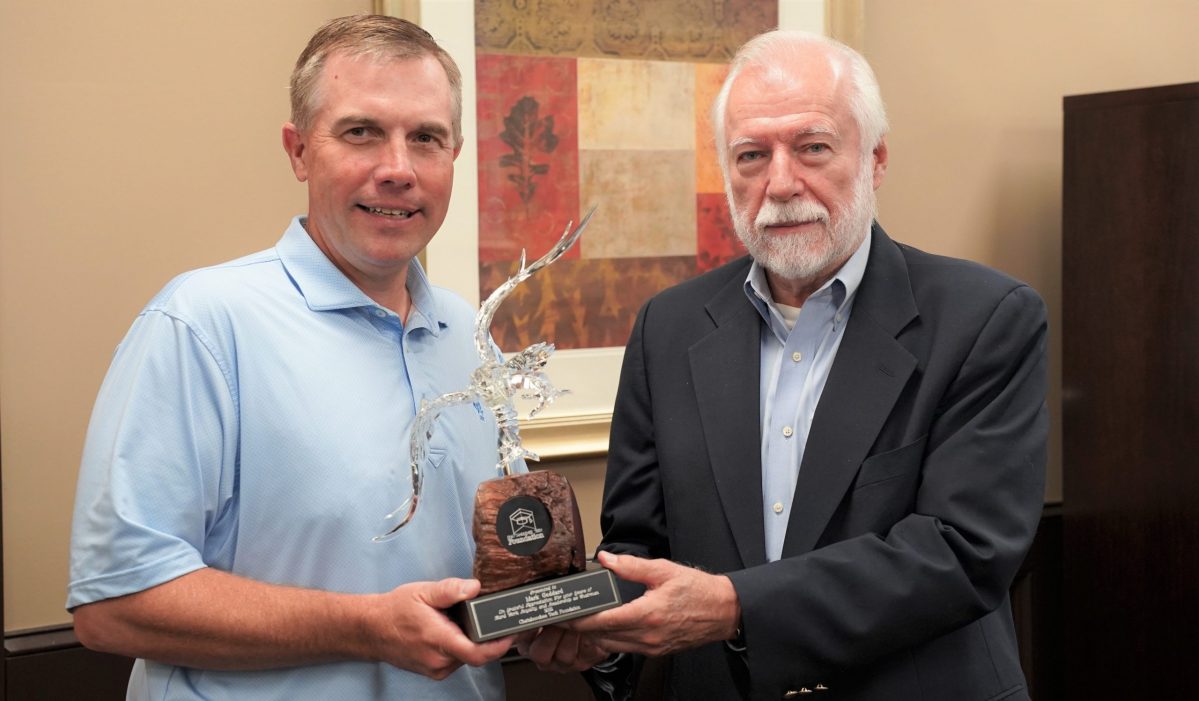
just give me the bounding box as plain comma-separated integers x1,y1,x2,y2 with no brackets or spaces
68,216,507,700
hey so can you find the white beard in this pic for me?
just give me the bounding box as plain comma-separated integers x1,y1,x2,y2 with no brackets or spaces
731,160,877,283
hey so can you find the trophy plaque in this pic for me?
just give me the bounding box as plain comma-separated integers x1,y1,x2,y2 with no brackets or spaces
376,208,620,642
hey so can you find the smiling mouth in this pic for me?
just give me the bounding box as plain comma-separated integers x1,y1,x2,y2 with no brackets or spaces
359,205,416,219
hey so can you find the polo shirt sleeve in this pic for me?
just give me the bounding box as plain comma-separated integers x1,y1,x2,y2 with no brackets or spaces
67,308,238,610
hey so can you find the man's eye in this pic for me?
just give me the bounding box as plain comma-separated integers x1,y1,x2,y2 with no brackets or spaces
737,151,764,163
415,133,437,145
344,127,370,140
805,143,828,154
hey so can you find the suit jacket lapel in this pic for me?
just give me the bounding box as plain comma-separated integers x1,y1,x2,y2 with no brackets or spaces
689,264,768,568
782,225,920,558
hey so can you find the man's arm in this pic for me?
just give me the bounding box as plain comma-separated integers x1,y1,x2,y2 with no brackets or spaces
72,567,514,679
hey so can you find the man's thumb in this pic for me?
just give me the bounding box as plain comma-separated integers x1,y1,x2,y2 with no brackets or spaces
426,578,480,608
597,551,659,583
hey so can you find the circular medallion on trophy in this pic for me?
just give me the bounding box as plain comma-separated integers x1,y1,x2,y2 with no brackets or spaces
495,495,553,555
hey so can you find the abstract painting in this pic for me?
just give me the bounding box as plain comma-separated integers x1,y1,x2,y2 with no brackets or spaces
476,0,775,350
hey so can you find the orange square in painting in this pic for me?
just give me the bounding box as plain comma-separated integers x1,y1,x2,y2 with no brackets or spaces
476,54,580,264
695,62,730,194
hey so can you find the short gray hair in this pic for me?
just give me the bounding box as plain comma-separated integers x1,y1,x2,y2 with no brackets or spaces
711,30,888,166
289,14,463,148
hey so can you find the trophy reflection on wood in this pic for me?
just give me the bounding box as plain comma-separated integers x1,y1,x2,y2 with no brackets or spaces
375,208,620,641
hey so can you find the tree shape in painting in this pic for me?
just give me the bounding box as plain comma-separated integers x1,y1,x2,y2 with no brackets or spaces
499,96,559,212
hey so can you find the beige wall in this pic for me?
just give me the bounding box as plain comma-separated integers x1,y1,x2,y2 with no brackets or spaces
0,0,367,631
4,0,1196,633
863,0,1199,505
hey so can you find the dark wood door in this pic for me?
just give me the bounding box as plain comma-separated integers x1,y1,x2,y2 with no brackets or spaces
1062,82,1199,699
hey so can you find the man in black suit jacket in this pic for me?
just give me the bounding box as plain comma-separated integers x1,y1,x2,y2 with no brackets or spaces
522,29,1046,701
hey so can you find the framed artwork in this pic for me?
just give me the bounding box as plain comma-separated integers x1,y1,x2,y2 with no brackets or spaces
390,1,825,458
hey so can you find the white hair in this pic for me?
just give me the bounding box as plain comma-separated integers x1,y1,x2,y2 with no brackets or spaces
711,30,889,170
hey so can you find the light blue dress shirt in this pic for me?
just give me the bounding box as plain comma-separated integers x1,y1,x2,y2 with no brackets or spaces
743,231,871,561
68,217,507,700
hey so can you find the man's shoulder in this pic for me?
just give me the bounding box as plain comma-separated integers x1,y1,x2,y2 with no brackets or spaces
869,233,1046,337
892,239,1038,304
146,247,284,313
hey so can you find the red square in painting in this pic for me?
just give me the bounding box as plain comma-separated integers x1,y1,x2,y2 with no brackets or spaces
697,192,745,272
476,54,580,264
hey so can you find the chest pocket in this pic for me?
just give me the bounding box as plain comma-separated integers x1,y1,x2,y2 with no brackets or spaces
853,434,927,490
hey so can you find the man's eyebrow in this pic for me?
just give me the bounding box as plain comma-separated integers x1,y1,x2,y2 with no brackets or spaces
414,121,452,139
728,136,759,151
793,125,837,138
327,117,452,140
330,115,378,131
727,124,838,151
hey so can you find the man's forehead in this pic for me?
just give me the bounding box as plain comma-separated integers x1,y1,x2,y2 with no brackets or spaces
725,53,853,131
319,50,437,81
734,51,846,100
313,52,451,119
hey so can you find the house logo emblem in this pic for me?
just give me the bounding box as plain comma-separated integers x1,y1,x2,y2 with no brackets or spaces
496,496,552,556
510,507,538,535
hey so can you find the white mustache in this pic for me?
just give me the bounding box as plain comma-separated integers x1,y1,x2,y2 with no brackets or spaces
755,199,830,230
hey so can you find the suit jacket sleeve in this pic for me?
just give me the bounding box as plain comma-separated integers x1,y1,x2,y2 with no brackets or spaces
583,301,671,701
601,300,672,565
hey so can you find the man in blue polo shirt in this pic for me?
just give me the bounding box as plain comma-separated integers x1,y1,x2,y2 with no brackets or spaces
67,15,516,700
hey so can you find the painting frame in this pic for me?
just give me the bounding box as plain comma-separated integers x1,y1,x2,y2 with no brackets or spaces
379,1,830,460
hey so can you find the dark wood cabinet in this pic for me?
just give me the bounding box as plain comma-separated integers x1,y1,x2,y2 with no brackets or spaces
1062,82,1199,700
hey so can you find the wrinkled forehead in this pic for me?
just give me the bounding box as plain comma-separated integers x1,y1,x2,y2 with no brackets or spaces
726,47,853,126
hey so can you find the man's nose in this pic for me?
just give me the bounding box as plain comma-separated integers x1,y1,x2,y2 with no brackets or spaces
764,149,805,201
377,139,416,188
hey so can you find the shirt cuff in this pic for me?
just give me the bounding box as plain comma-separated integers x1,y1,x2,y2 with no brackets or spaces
591,652,625,672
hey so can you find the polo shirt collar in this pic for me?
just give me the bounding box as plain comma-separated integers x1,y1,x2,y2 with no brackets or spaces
275,216,445,335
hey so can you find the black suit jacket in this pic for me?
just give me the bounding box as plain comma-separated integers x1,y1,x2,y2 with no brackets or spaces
598,224,1047,700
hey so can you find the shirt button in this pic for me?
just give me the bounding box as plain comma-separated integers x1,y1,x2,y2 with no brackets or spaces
772,502,784,514
782,426,794,438
792,351,802,362
374,309,386,318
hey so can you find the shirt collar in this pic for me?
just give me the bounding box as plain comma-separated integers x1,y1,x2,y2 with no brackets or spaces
743,227,873,332
276,215,445,335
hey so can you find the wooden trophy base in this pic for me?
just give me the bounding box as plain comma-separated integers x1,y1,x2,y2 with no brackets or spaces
458,471,620,641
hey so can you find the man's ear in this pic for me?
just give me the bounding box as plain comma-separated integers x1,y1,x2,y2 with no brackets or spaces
871,137,888,190
282,123,309,182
